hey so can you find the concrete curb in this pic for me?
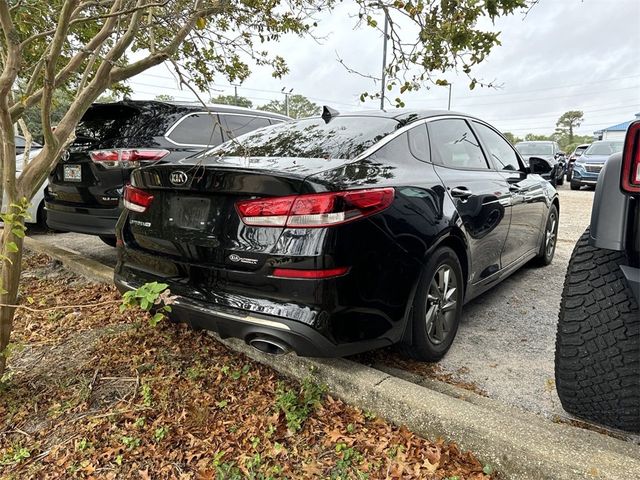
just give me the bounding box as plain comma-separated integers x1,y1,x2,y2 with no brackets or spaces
24,236,113,284
24,235,640,479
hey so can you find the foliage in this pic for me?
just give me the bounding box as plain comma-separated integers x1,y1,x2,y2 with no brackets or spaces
154,94,175,102
259,94,320,119
275,378,326,432
502,132,522,145
211,94,253,108
120,282,175,326
0,253,494,478
556,110,584,144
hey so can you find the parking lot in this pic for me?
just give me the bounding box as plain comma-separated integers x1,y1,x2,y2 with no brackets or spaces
30,185,596,423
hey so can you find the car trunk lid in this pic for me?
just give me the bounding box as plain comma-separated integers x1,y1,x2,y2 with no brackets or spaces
125,156,351,265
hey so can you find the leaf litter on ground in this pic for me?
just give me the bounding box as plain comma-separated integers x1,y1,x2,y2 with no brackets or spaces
1,252,492,479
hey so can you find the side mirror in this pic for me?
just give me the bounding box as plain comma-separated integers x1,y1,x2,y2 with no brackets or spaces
529,156,552,175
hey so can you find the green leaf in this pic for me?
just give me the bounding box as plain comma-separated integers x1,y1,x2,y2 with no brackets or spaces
5,242,19,253
149,312,164,327
11,228,25,239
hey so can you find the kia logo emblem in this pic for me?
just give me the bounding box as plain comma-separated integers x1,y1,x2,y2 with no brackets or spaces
229,254,241,262
169,170,188,186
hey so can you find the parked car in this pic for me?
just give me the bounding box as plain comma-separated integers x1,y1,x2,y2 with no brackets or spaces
570,140,624,190
15,135,42,155
514,141,566,185
565,143,590,182
555,120,639,432
114,109,560,361
45,100,289,246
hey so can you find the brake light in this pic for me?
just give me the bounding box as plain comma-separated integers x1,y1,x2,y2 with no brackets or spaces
123,184,154,213
236,188,394,228
272,267,349,279
621,120,640,194
90,149,169,168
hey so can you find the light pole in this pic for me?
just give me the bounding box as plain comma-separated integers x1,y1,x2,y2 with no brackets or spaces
380,10,389,110
447,83,452,111
281,87,293,117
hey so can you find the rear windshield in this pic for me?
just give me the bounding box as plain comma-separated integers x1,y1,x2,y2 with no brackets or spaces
203,116,400,159
574,146,588,155
584,141,623,156
515,142,553,156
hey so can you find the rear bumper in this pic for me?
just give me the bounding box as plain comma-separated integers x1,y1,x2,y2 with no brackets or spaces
45,202,121,237
114,271,393,358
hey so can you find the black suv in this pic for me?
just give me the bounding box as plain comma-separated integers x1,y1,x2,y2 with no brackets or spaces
45,100,289,245
555,120,640,432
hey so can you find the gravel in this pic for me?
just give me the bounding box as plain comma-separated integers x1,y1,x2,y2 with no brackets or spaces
437,184,595,421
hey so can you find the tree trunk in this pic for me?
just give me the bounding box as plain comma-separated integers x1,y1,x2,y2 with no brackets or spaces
0,200,25,377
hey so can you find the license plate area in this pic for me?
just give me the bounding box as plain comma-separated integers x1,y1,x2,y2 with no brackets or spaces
63,164,82,182
168,196,211,230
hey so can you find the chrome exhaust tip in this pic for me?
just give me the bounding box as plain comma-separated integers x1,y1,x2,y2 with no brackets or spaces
248,337,290,355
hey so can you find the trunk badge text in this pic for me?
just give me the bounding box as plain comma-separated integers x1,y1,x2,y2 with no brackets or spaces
228,254,258,265
169,171,189,186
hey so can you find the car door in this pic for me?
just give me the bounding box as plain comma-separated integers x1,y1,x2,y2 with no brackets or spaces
471,121,546,266
427,118,511,282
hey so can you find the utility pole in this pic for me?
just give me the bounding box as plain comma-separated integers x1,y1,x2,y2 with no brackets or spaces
282,87,293,117
380,10,389,110
234,85,238,106
447,84,452,111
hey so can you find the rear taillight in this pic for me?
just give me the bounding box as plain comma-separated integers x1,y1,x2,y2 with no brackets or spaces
236,188,394,228
123,184,154,213
90,149,170,169
272,267,350,279
621,120,640,194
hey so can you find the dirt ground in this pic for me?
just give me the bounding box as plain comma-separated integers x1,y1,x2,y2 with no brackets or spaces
1,253,493,479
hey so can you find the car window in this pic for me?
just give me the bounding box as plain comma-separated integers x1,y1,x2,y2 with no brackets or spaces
168,113,224,146
428,119,489,170
407,124,430,162
221,115,272,140
473,122,520,171
15,136,25,147
584,141,624,156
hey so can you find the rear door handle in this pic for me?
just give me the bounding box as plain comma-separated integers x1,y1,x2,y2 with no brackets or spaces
450,187,473,199
509,185,523,193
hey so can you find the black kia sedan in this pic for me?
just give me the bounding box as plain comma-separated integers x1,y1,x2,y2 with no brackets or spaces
115,109,560,361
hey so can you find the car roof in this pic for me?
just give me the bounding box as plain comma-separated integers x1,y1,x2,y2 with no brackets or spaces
300,108,482,125
515,140,554,144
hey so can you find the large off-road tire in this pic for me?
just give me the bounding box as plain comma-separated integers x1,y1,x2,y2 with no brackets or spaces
400,246,464,362
533,204,558,266
555,228,640,432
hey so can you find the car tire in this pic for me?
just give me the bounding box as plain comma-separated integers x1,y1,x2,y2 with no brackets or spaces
566,171,572,182
556,174,565,186
99,235,118,247
533,204,558,266
400,246,464,362
570,181,581,190
36,201,47,229
555,228,640,432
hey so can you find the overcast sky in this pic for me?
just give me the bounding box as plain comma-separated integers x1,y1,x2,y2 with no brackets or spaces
129,0,640,137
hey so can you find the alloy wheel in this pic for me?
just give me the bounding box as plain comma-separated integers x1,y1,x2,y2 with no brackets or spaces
546,211,558,258
425,265,458,345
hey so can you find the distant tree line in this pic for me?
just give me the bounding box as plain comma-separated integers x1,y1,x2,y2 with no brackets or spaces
503,111,593,154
